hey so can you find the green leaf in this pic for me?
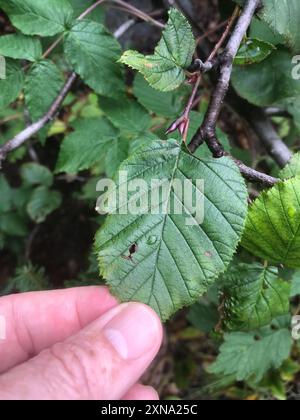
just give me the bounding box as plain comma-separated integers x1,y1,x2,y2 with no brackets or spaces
290,271,300,297
209,316,293,383
242,177,300,268
0,175,13,213
120,8,195,92
221,262,291,331
95,139,248,321
129,131,157,155
24,60,64,121
105,137,129,178
0,213,28,237
188,299,219,333
55,118,119,173
234,0,300,52
21,163,53,187
0,34,42,61
259,0,300,53
234,38,275,65
68,0,105,22
279,153,300,180
250,18,285,46
64,20,124,98
133,73,188,118
99,97,151,136
232,50,300,107
0,232,5,250
27,186,62,223
0,0,74,36
3,263,49,294
0,59,24,109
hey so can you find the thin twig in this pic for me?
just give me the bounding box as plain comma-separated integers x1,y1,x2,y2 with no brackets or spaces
189,0,260,156
207,6,240,63
42,35,64,59
264,107,292,119
78,0,106,20
111,0,165,28
196,20,228,46
113,19,135,38
169,5,239,143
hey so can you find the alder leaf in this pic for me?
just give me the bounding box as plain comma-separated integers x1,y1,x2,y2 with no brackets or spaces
120,8,196,92
221,262,291,331
55,118,119,174
0,34,42,61
95,139,248,321
64,20,124,99
25,60,64,121
242,177,300,268
0,0,74,37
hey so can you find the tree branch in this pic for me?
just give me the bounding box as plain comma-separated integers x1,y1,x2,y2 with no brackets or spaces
229,156,279,187
189,0,260,156
226,91,292,168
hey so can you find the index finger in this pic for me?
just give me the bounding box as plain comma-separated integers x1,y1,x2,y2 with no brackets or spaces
0,286,118,373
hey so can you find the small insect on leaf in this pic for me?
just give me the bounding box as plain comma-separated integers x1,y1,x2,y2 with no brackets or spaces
121,243,139,263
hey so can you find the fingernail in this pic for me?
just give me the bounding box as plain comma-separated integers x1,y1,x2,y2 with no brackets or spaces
103,303,161,360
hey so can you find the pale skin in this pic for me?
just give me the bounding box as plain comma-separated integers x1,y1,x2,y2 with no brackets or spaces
0,287,163,400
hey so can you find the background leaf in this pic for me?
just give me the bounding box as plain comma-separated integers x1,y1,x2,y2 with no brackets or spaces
232,50,300,107
99,96,151,136
0,59,24,109
27,186,62,223
209,316,293,383
24,59,64,121
64,20,124,98
0,0,74,36
0,34,42,61
259,0,300,53
133,73,188,118
56,118,119,173
21,163,53,187
234,38,275,65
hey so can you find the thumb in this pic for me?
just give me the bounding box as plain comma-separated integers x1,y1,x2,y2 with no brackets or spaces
0,303,163,400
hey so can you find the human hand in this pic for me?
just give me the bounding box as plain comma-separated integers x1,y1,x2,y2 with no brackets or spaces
0,287,163,400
